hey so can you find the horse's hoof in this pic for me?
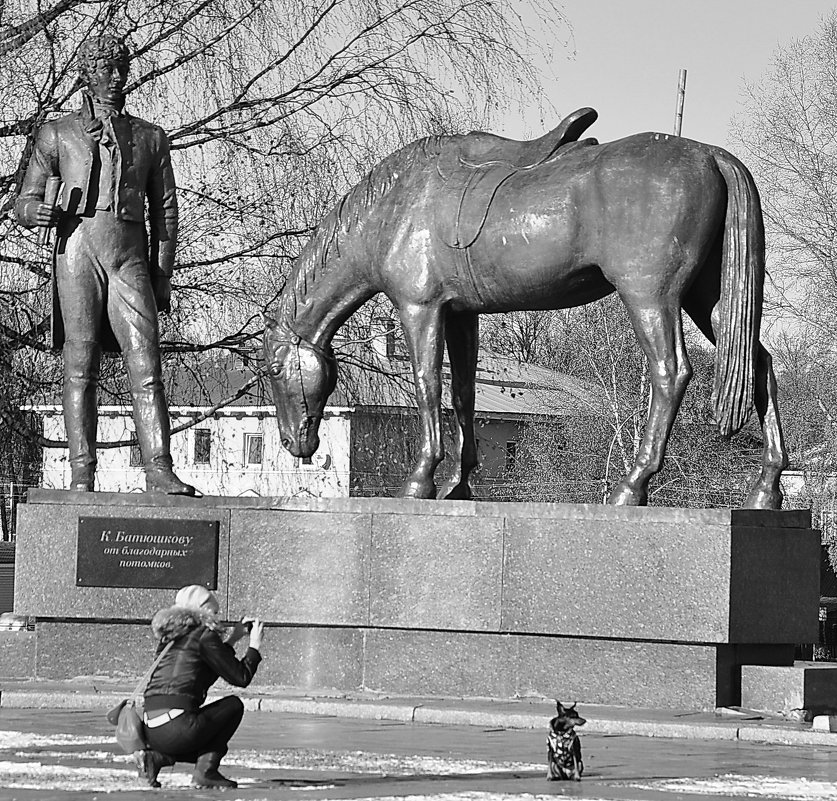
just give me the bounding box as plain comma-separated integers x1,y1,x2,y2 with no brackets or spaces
395,479,437,500
439,481,473,501
607,484,648,506
743,487,783,511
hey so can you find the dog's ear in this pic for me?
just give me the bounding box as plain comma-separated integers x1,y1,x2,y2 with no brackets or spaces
569,702,577,711
556,700,566,714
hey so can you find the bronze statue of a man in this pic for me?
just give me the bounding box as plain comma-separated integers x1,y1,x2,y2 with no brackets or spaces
16,34,196,495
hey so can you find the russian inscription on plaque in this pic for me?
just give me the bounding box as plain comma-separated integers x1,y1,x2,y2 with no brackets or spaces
76,517,219,589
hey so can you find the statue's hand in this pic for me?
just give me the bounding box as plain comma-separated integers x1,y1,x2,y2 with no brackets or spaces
33,202,60,227
151,272,171,313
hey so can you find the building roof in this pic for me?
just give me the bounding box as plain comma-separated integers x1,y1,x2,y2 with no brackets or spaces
325,348,603,418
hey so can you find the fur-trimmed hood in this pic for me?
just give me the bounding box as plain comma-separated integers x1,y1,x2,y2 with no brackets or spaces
151,604,225,643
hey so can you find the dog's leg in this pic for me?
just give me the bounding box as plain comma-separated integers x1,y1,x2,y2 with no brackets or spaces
572,736,583,781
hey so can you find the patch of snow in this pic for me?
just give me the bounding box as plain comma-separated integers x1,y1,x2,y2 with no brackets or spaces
626,773,837,801
0,731,108,749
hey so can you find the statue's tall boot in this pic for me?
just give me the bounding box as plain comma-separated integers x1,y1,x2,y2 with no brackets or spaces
63,341,100,491
123,348,196,496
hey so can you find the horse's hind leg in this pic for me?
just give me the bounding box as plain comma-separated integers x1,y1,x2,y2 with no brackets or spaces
440,311,479,500
685,293,788,510
742,346,788,509
397,302,446,499
609,301,693,505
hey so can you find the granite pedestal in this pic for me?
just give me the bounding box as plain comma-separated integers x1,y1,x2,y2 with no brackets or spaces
742,662,837,717
12,491,819,709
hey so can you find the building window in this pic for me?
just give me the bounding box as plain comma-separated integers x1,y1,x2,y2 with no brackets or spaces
244,433,263,465
129,443,143,467
374,316,397,357
194,429,211,464
505,441,518,472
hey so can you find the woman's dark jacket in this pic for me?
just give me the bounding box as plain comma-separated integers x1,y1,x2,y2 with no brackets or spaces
144,605,261,714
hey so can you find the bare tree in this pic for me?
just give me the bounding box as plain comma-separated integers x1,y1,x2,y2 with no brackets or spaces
730,11,837,525
480,309,561,364
731,12,837,345
499,298,763,507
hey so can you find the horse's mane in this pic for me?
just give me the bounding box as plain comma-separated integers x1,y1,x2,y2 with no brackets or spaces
278,134,454,321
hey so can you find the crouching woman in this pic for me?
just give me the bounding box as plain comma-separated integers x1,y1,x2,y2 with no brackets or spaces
138,584,264,789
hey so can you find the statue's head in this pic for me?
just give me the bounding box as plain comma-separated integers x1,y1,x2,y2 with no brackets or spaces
263,316,338,458
78,34,129,105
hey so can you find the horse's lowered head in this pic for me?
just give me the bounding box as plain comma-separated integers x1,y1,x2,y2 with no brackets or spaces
263,315,338,458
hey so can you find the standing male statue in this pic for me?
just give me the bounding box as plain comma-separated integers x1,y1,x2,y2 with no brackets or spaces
16,34,196,495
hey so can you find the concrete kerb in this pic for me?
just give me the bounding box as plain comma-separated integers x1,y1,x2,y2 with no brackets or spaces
736,726,837,747
0,691,127,710
3,688,837,747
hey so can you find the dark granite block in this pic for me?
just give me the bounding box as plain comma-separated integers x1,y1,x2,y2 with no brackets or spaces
716,644,795,708
369,513,504,630
729,527,820,643
36,621,306,689
249,626,363,692
227,510,371,625
15,493,819,710
364,629,517,697
28,490,809,527
502,516,732,641
36,622,151,680
513,635,719,709
0,631,35,679
14,503,231,619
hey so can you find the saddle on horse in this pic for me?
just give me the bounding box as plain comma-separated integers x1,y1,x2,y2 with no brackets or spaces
436,107,599,249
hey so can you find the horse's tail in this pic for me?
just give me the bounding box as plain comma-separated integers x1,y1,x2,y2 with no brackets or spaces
711,150,765,437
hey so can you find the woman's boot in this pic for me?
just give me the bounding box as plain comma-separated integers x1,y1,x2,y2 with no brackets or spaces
134,748,175,787
192,752,237,788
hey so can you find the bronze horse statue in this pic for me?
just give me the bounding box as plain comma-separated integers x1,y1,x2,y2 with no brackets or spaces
264,108,788,509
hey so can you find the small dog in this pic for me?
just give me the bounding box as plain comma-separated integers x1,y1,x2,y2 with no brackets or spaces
546,701,585,781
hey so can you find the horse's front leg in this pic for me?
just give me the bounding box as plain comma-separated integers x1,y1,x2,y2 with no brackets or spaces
608,303,692,506
397,303,446,499
743,345,788,510
440,310,479,500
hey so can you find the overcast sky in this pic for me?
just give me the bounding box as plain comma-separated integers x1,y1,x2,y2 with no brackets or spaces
504,0,836,149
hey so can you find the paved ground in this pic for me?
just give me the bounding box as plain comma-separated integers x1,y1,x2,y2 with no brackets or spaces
3,706,837,801
3,682,837,747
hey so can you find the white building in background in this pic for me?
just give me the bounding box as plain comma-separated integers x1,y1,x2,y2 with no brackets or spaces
32,347,604,499
37,405,352,498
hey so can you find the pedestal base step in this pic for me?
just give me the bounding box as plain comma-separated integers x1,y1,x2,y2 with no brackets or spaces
742,662,837,717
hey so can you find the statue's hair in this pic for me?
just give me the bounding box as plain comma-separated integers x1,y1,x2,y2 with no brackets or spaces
77,35,129,80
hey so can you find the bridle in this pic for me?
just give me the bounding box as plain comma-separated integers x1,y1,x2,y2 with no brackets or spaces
266,324,337,421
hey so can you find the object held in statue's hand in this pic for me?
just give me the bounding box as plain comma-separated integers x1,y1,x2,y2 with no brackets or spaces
37,177,62,247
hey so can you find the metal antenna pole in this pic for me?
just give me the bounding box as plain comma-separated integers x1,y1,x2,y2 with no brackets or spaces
674,68,687,136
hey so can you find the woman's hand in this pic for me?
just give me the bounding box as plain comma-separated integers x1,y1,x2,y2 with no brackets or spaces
248,618,264,651
226,617,253,646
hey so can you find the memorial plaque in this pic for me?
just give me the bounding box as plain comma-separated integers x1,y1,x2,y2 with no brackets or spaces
76,517,219,589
